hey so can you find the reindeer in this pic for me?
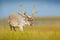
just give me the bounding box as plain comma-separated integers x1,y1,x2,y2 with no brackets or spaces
8,4,36,32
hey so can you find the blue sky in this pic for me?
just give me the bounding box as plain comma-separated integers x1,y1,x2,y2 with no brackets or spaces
0,0,60,18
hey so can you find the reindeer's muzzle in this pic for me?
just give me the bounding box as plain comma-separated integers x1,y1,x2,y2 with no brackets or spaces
30,23,32,26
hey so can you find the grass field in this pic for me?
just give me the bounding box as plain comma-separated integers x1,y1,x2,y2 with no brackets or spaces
0,24,60,40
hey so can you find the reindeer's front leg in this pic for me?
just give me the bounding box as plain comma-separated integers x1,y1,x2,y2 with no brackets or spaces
20,26,23,32
18,25,23,32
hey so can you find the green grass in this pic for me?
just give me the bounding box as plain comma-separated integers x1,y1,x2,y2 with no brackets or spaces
0,24,60,40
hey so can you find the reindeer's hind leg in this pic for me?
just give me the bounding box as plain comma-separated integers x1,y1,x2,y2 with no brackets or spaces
9,24,13,31
13,26,16,31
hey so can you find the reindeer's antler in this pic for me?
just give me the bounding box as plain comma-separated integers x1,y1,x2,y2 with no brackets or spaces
20,3,23,13
31,3,36,17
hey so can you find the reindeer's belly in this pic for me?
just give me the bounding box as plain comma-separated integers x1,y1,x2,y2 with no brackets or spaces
9,20,25,27
9,20,19,27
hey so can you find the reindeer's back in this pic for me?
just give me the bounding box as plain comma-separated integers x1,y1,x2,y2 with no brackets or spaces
9,13,22,19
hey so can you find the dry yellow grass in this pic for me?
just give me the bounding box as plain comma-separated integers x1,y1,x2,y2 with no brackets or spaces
0,24,60,40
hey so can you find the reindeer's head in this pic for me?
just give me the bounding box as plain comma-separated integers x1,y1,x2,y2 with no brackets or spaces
26,16,33,26
22,13,33,26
